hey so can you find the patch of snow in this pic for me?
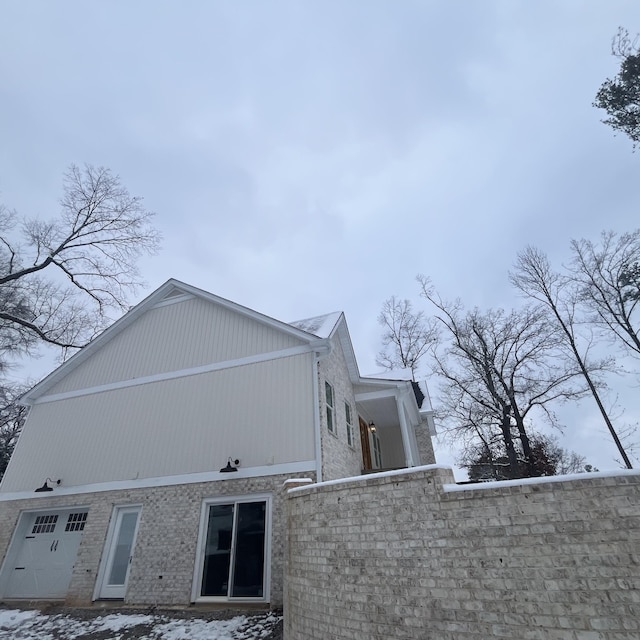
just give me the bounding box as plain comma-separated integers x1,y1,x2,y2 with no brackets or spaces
362,368,414,380
95,613,155,631
289,312,341,338
443,467,640,492
0,609,282,640
287,464,454,493
282,478,313,486
0,608,40,629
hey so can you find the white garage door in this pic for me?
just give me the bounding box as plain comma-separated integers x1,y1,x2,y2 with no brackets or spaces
1,509,88,599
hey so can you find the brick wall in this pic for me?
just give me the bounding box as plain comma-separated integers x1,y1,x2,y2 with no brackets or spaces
285,466,640,639
414,420,436,465
317,336,363,481
0,471,311,607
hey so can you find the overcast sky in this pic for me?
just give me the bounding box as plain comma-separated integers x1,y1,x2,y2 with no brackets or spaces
2,1,640,475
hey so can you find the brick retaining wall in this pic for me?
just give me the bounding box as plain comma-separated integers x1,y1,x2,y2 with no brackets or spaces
284,466,640,639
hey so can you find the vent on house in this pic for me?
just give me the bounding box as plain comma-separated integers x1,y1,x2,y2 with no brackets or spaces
162,287,185,300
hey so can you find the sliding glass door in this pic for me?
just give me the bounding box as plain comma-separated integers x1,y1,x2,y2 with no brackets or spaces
198,499,268,600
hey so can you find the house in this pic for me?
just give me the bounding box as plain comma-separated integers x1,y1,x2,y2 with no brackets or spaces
0,280,435,608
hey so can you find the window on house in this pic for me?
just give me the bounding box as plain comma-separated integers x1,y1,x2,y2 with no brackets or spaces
325,381,335,434
372,432,383,468
345,402,354,447
198,499,269,600
32,515,58,534
65,512,88,532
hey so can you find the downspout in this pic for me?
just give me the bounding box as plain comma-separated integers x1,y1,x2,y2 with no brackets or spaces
312,356,323,483
395,389,415,468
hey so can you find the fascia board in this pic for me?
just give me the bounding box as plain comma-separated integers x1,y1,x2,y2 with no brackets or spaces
329,315,361,382
172,280,330,344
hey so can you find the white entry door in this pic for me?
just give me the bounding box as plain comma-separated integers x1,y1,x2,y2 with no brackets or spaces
3,510,88,599
99,506,141,599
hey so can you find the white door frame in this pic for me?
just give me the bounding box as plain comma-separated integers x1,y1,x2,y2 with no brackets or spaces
191,493,272,603
94,505,142,600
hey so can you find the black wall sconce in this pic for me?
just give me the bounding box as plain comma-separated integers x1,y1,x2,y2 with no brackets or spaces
35,478,61,492
369,422,376,433
220,458,240,473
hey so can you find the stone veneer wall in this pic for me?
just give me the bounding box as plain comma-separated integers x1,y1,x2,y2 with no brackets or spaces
0,471,311,607
317,336,363,481
414,421,436,465
285,466,640,640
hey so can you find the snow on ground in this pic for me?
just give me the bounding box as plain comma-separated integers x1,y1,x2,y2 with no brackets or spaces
0,607,282,640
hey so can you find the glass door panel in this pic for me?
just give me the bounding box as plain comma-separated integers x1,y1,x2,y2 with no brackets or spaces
200,504,234,596
231,502,266,597
107,512,139,586
99,506,141,599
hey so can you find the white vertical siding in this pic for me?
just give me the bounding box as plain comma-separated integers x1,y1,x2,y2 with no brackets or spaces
2,354,315,492
45,297,305,395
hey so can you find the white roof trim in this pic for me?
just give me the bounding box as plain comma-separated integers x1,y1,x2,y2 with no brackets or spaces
0,460,317,501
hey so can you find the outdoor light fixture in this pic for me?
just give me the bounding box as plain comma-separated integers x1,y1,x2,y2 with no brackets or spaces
220,458,239,473
369,422,376,432
34,478,61,493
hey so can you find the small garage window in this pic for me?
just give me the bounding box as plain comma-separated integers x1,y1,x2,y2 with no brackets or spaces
32,515,58,534
65,512,88,532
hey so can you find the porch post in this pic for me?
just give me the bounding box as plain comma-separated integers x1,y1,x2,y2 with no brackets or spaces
395,391,415,467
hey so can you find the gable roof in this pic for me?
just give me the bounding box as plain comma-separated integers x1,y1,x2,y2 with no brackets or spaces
20,279,424,419
289,312,342,339
20,279,333,405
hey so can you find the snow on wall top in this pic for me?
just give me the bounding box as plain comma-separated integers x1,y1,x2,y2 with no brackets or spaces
363,368,414,381
289,312,342,338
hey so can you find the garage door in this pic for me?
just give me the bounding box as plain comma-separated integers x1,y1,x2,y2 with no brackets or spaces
1,509,88,599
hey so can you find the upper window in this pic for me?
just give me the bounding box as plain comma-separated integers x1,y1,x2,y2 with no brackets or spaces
345,402,354,447
325,381,335,433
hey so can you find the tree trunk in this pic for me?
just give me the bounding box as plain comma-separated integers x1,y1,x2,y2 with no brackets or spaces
500,406,520,478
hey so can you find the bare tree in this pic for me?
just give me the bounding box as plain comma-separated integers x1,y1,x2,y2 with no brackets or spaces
0,164,160,478
376,296,437,380
0,164,161,365
462,431,586,481
0,383,28,481
511,246,633,468
570,230,640,358
418,276,585,478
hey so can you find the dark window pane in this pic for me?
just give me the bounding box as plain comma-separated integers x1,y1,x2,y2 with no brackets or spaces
231,502,266,597
201,504,234,596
